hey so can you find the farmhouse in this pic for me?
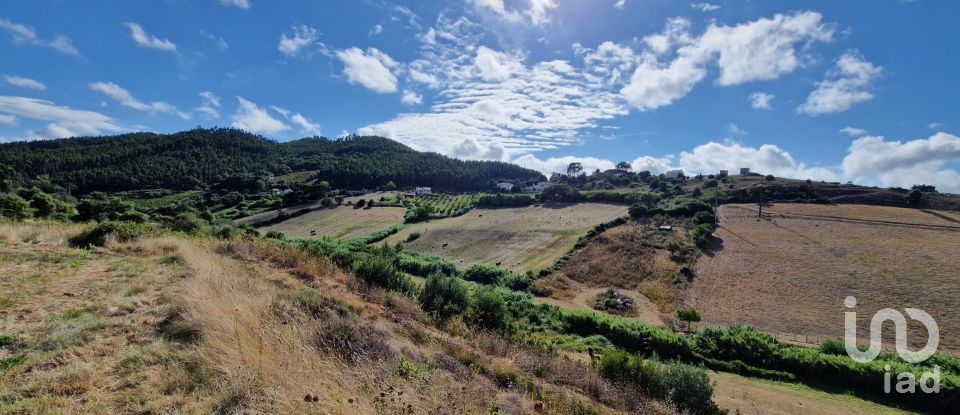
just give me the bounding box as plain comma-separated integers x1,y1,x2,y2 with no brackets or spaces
658,225,673,232
414,187,432,196
523,182,553,193
740,167,751,175
719,170,729,176
665,169,684,179
496,182,514,191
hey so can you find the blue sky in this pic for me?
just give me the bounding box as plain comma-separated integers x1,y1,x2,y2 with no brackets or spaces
1,0,959,191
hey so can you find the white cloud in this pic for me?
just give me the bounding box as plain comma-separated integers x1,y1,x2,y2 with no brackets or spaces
841,133,960,192
799,51,881,115
219,0,251,9
474,46,523,81
278,25,317,56
124,22,176,52
3,75,46,91
401,90,422,105
928,122,942,130
469,0,557,25
200,30,229,51
196,91,221,119
622,11,832,110
89,81,190,119
0,95,126,139
335,47,399,93
840,126,867,137
512,154,614,175
690,3,721,12
0,114,15,125
231,97,290,135
370,24,383,35
614,0,626,9
677,141,839,180
631,155,673,174
358,15,628,160
749,92,774,110
0,18,80,56
270,105,320,135
727,122,747,136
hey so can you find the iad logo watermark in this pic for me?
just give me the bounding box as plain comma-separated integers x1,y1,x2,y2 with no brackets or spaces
844,296,941,394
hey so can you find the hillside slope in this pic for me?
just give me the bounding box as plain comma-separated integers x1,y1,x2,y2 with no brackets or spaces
0,129,544,193
0,222,669,414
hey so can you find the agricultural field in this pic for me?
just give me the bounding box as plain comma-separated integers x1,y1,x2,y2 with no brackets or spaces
260,205,406,240
383,203,628,273
411,193,476,217
684,203,960,353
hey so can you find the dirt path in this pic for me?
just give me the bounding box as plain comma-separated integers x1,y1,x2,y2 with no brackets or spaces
711,371,916,415
533,287,665,326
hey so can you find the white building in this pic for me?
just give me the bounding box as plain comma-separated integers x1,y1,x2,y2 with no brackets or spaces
414,187,432,196
523,182,553,193
496,182,514,191
665,169,684,179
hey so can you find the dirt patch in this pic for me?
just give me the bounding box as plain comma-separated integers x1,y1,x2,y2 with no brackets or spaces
684,203,960,354
534,286,665,327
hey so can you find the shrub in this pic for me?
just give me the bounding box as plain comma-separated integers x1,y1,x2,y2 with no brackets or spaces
69,221,157,247
692,210,715,225
677,307,701,323
820,338,846,356
469,286,510,332
352,254,415,294
165,212,205,233
462,263,508,285
405,232,421,242
662,362,717,414
265,230,285,240
0,193,31,220
420,273,470,321
691,223,715,247
628,203,648,218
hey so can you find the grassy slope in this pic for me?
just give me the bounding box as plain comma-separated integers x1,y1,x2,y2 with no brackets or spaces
384,203,628,273
0,222,667,414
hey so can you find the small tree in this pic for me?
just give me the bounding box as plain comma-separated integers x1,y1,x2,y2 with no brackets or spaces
420,273,470,321
905,189,923,206
615,161,632,171
0,193,31,220
469,286,509,332
355,199,366,209
764,174,776,182
566,162,583,176
384,181,397,190
676,307,701,331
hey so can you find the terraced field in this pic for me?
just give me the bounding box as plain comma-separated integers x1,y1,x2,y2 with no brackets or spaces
383,203,628,273
260,206,406,240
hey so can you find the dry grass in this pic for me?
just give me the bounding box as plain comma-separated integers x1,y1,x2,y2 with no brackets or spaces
260,205,406,240
0,221,674,414
685,203,960,353
532,224,683,322
384,203,628,273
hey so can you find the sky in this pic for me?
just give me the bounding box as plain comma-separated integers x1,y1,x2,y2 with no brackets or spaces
1,0,959,192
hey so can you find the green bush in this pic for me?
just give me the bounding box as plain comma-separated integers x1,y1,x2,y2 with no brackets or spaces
352,254,415,294
677,307,702,323
692,210,715,225
469,286,510,332
69,221,157,247
420,273,470,321
820,338,846,355
596,350,717,414
691,223,715,247
462,263,508,285
0,193,31,220
405,232,421,242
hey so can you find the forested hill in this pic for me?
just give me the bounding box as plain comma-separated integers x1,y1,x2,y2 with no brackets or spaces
0,128,544,193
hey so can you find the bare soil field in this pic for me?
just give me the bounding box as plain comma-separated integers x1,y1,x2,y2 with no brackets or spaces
261,205,406,239
684,203,960,353
532,286,665,327
383,203,628,273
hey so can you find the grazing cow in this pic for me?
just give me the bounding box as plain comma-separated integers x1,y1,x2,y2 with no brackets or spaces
495,262,501,266
442,243,449,248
